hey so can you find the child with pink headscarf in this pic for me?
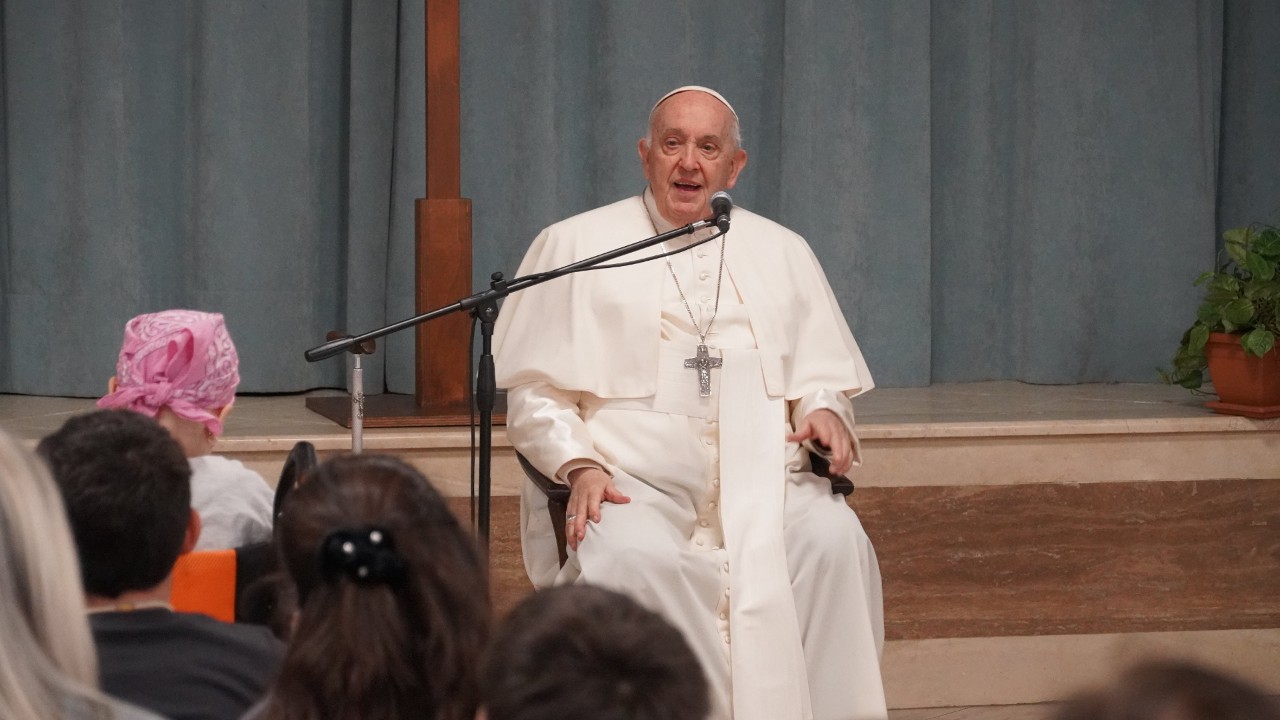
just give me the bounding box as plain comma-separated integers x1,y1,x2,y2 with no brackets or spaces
98,310,274,550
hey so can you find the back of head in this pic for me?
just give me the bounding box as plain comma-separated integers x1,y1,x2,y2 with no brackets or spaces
37,409,192,598
265,453,489,720
481,584,711,720
97,309,240,436
0,429,102,718
1055,659,1280,720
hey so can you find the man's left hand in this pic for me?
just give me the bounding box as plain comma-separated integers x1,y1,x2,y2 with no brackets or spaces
786,408,854,476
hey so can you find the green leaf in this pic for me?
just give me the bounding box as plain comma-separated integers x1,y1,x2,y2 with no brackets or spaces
1223,226,1250,245
1189,324,1210,351
1173,352,1201,369
1254,229,1280,258
1252,282,1280,301
1222,298,1255,326
1177,369,1204,389
1208,274,1242,296
1244,251,1275,280
1196,302,1221,324
1224,227,1251,264
1241,328,1275,357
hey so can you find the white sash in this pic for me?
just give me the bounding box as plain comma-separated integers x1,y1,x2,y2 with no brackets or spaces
719,348,812,720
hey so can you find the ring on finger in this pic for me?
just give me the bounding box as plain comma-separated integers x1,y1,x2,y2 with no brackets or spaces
566,514,578,522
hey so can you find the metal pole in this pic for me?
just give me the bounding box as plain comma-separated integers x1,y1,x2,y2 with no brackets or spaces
351,354,364,454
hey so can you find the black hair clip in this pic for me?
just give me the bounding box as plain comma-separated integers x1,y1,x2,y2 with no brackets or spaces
319,525,407,587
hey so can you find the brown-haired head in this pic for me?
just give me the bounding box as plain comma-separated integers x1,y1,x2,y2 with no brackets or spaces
265,453,489,720
1055,660,1280,720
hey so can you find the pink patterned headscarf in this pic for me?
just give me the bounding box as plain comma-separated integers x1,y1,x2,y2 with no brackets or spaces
97,310,240,436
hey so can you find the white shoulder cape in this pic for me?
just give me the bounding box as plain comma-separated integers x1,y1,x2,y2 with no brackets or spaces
493,195,873,399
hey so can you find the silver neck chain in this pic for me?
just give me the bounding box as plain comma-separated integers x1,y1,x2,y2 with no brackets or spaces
664,237,726,345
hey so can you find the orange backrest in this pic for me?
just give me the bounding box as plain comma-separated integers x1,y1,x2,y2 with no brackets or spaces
170,549,237,623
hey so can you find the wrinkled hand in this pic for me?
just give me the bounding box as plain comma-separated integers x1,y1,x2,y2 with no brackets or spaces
564,467,631,551
786,408,854,476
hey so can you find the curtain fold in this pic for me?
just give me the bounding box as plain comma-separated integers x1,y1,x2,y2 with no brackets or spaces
1218,0,1280,233
929,1,1223,383
2,1,1277,395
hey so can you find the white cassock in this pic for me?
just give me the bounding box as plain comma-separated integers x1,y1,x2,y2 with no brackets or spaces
495,191,887,720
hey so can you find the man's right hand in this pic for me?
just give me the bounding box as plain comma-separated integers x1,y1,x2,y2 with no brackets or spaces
564,466,631,551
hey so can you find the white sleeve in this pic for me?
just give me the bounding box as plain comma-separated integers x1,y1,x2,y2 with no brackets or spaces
789,389,863,468
505,382,608,483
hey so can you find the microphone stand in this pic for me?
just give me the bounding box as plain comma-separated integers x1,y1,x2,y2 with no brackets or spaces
305,215,726,548
317,332,377,454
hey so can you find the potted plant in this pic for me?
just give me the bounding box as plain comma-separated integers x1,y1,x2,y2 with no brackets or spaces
1161,222,1280,418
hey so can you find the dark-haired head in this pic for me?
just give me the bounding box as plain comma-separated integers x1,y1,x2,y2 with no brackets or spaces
263,453,489,720
481,584,711,720
1055,659,1280,720
36,409,193,598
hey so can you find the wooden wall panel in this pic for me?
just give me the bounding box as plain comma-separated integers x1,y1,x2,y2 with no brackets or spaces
852,479,1280,640
447,495,532,618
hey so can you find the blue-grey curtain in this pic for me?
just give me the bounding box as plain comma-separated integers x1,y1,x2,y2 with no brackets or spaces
2,0,1278,395
0,0,410,395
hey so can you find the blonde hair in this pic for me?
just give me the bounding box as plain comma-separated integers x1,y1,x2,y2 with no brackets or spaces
0,430,109,719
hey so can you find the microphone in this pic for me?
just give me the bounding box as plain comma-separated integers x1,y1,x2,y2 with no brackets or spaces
710,191,732,232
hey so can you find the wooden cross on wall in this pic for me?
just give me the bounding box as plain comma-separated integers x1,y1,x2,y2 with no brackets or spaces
307,0,474,428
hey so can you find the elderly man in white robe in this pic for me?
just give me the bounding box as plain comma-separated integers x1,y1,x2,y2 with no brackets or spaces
494,86,887,720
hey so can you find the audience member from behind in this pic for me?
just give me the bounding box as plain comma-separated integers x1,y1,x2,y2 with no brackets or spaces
1055,659,1279,720
480,584,711,720
0,429,163,720
98,309,274,550
251,453,490,720
38,409,284,720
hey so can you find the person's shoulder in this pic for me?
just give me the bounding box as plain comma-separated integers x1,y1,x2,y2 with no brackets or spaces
92,608,281,668
106,697,169,720
731,206,816,264
520,196,649,266
190,454,271,486
89,607,168,634
61,692,167,720
169,611,285,657
238,696,270,720
544,196,646,235
734,205,805,243
190,453,255,476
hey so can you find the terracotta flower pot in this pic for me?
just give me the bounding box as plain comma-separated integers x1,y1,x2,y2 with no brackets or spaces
1204,332,1280,418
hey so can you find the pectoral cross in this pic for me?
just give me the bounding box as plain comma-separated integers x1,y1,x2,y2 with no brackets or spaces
683,344,723,397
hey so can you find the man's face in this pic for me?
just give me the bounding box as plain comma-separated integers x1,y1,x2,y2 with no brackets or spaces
638,91,748,227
